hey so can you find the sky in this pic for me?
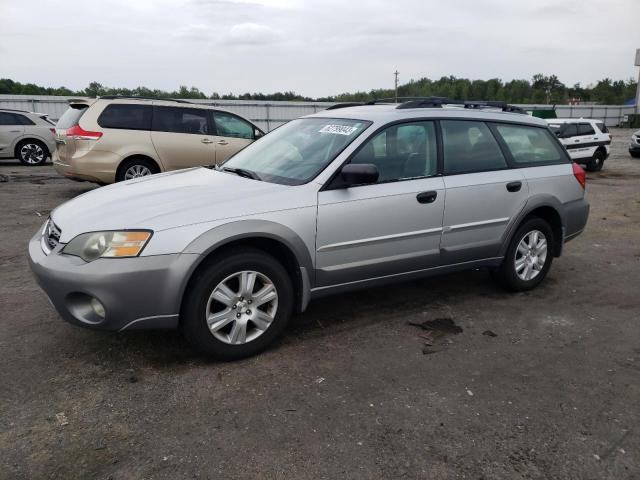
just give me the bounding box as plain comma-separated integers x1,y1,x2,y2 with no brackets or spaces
1,0,638,98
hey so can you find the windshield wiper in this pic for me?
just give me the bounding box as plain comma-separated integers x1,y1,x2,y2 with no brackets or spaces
220,166,262,181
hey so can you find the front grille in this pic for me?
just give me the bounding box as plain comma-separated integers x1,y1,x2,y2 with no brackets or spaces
41,219,62,254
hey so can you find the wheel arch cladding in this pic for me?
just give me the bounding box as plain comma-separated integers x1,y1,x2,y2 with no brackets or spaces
178,220,314,317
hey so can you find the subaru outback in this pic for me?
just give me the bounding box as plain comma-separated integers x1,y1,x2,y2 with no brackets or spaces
29,98,589,359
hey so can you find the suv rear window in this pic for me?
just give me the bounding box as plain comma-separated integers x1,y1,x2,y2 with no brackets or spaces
97,104,152,130
57,105,88,129
577,123,595,136
595,122,609,134
441,120,507,174
152,106,211,135
494,124,565,165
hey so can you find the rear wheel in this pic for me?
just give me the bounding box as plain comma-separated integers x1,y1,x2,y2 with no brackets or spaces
116,157,158,182
585,149,605,172
17,140,49,166
492,218,554,292
631,151,640,159
181,249,294,359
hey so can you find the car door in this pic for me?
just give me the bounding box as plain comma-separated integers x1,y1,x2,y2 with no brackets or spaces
0,112,24,157
211,111,257,164
150,106,216,170
439,120,529,264
316,121,445,287
558,123,581,160
569,122,598,159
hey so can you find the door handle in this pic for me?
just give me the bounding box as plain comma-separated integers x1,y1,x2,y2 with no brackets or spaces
201,138,214,144
506,181,522,192
217,140,229,146
416,191,437,204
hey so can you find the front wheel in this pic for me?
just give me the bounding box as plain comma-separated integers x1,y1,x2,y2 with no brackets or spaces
492,218,554,292
181,249,294,359
585,150,605,172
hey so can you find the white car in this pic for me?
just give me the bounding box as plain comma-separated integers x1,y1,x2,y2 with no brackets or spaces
0,109,56,165
547,118,610,171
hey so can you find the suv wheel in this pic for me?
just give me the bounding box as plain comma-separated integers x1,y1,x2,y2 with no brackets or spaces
116,158,158,182
586,150,605,172
493,218,554,292
17,140,48,166
181,249,294,359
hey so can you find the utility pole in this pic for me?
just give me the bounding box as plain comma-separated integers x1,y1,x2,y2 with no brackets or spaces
394,70,399,103
635,49,640,115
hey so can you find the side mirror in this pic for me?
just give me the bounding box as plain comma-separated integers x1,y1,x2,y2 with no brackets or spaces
340,163,379,186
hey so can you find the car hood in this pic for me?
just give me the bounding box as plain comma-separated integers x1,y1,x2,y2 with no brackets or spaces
52,168,313,242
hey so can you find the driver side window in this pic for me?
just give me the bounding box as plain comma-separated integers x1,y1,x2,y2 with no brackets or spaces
350,121,437,183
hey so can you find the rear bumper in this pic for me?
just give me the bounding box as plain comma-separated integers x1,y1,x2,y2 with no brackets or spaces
28,230,200,331
53,149,120,184
562,198,589,243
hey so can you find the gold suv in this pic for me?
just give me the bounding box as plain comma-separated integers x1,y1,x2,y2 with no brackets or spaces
53,96,264,184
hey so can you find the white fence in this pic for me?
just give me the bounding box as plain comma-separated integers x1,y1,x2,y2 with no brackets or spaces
0,95,635,130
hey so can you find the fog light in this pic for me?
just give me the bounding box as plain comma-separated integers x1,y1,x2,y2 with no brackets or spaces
90,297,105,318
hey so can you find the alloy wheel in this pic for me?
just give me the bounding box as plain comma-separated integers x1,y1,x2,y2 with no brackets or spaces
206,270,278,345
514,230,548,281
124,164,152,179
20,143,45,164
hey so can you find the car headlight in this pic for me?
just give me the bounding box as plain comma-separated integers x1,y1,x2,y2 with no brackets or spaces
62,231,152,262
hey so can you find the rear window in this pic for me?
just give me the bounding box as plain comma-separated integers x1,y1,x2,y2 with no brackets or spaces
577,123,595,136
97,104,152,130
152,106,211,135
595,122,609,134
57,105,88,129
494,124,566,165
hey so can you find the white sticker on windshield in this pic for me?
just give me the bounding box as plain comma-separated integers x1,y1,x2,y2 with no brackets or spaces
319,124,358,135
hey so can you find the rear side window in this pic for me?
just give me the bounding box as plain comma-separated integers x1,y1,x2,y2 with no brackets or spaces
15,114,35,126
595,122,609,134
577,123,595,136
494,124,566,165
97,104,152,130
0,112,21,125
152,107,211,135
562,124,578,138
441,120,507,174
213,111,254,139
57,105,88,129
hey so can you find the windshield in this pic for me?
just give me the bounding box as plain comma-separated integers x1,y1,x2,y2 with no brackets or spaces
221,117,371,185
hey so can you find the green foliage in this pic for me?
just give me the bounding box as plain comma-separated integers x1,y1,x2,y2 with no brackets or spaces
0,75,636,104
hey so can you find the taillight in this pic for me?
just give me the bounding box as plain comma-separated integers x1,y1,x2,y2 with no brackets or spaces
50,128,56,134
572,163,586,189
65,124,102,140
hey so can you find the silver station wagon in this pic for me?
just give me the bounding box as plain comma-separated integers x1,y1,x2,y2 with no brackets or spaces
29,98,589,359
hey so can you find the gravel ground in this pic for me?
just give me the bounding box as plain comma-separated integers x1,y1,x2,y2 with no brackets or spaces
1,129,639,479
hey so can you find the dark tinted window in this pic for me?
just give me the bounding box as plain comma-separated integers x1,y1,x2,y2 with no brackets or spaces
152,106,211,134
495,124,565,165
562,124,578,138
351,121,437,182
577,123,595,136
16,114,35,125
213,111,254,139
0,112,22,125
441,120,507,174
595,122,609,133
57,105,88,129
97,104,152,130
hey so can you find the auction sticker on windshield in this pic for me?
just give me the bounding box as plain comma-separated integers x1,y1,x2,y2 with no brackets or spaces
319,124,358,135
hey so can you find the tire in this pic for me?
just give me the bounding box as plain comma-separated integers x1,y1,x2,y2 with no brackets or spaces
16,140,49,166
631,152,640,159
181,248,294,360
116,157,158,182
492,217,554,292
585,149,605,172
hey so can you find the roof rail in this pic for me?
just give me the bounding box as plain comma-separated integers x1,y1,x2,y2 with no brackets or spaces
394,97,526,114
325,102,365,110
98,95,194,104
0,107,30,113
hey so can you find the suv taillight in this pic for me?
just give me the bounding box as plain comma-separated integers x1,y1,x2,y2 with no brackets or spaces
572,163,586,189
65,125,102,140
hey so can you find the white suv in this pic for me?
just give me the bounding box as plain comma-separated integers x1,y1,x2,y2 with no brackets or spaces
0,109,56,165
547,118,610,171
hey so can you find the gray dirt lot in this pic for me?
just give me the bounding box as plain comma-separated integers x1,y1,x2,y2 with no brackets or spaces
1,129,639,479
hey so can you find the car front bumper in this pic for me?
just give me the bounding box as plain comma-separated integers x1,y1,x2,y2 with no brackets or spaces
28,231,199,331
